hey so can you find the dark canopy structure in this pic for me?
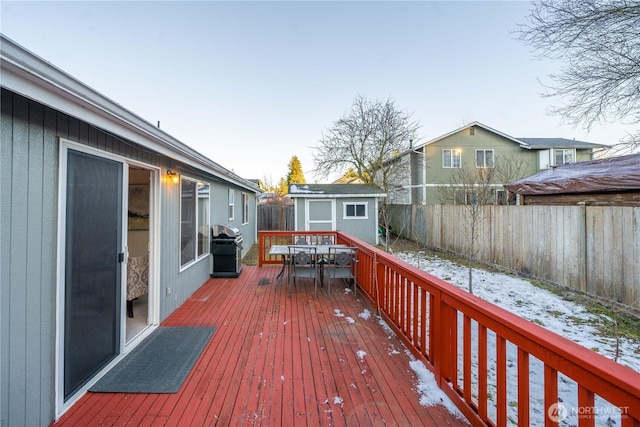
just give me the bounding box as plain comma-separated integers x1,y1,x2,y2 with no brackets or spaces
505,153,640,205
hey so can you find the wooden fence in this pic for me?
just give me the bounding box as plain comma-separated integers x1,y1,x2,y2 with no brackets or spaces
387,204,640,309
257,230,640,426
257,204,294,230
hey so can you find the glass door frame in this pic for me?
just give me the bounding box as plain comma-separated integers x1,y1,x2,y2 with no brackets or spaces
54,139,160,417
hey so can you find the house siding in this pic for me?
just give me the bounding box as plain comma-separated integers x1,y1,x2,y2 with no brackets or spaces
1,89,258,426
394,125,601,206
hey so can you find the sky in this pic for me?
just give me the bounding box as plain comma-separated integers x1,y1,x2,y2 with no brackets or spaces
1,1,636,184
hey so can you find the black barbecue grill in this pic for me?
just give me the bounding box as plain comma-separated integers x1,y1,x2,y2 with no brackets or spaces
210,225,243,278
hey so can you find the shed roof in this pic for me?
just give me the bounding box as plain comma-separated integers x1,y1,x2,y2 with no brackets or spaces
505,153,640,195
288,183,386,198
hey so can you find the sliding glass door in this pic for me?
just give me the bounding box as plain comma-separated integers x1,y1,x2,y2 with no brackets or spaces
63,149,123,400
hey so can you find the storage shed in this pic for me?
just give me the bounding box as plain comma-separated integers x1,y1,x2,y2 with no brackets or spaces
288,184,386,245
505,153,640,206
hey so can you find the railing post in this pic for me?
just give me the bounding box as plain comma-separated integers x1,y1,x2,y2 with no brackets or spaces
375,255,385,313
258,231,264,266
432,291,457,389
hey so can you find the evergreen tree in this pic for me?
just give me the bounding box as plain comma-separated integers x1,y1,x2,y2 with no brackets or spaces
276,177,288,197
286,155,306,185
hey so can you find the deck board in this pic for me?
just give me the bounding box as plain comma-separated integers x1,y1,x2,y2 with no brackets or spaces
52,266,469,427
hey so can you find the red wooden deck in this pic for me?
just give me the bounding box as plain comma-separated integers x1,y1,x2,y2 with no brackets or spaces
52,266,469,426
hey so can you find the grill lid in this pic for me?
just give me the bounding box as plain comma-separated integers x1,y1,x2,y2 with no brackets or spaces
212,224,241,239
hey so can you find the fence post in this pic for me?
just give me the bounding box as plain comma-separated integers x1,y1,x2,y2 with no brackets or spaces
579,203,587,293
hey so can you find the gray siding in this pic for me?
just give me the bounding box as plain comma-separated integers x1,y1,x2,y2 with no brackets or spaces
1,89,258,426
292,196,378,245
335,198,378,245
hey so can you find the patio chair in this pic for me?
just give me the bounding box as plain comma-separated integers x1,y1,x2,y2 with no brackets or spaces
326,246,358,297
316,236,334,281
287,245,319,298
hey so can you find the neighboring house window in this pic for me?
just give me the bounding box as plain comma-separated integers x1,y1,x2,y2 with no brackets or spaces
242,192,249,224
443,149,461,168
228,189,234,220
344,202,367,219
476,149,494,168
181,178,210,267
454,189,469,205
495,189,508,205
554,149,574,166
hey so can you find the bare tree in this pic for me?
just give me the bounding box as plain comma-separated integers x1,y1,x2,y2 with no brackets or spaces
314,95,421,249
517,0,640,155
314,95,420,185
437,156,528,293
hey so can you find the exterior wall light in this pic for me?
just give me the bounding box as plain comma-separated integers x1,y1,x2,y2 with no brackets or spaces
167,170,180,184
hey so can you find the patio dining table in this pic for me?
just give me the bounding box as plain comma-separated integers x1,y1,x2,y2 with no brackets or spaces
268,244,353,282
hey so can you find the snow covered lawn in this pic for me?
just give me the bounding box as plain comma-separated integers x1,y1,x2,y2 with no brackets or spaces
387,250,640,427
394,251,640,372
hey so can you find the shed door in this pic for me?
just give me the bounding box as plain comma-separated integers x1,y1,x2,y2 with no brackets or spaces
63,149,124,400
305,199,335,231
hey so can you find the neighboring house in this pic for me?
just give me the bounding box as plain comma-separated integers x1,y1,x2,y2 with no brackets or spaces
505,153,640,206
1,35,260,426
389,121,604,205
288,184,386,245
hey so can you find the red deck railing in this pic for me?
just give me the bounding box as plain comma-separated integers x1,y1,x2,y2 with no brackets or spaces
258,231,640,427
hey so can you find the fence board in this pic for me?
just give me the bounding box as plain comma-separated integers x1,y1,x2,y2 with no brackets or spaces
389,204,640,309
257,205,294,231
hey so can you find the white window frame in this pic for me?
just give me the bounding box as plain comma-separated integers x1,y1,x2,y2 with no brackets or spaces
442,149,461,168
343,202,368,219
553,149,575,166
180,176,210,269
228,188,235,221
197,182,210,258
242,192,249,225
475,149,494,168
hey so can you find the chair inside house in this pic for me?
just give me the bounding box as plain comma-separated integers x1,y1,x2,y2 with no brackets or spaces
326,246,358,297
126,254,149,318
287,245,318,298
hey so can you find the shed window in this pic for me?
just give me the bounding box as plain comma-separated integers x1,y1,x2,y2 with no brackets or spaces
443,149,461,168
344,202,367,219
181,178,210,268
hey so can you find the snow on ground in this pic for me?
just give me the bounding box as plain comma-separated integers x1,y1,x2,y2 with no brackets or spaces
391,251,640,427
394,251,640,372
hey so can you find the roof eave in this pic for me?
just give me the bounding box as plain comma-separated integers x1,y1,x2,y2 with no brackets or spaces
0,34,260,193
